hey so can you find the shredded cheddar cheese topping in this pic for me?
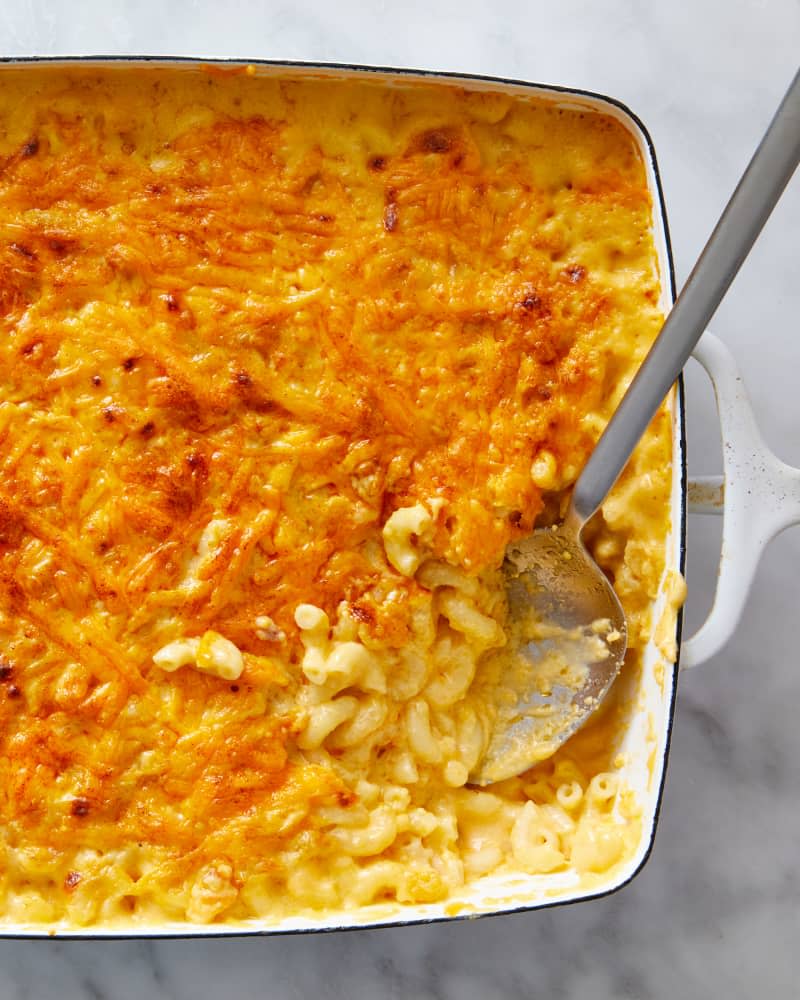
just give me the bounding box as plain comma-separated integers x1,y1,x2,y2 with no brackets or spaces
0,66,673,929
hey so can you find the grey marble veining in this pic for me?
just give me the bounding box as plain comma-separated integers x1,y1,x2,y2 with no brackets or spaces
0,2,798,997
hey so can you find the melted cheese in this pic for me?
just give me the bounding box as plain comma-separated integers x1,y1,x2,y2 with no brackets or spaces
0,66,674,929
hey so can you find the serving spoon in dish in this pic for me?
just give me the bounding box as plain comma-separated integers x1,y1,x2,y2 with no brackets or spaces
472,67,800,785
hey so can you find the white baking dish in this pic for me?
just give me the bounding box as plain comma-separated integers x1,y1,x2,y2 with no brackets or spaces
1,57,797,939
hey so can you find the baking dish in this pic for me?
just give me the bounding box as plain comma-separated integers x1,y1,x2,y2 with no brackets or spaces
0,56,797,939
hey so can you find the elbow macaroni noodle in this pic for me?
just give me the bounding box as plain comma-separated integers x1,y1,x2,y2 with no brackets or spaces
0,66,678,929
154,630,244,681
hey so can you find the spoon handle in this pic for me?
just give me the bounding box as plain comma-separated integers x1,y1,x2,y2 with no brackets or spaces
571,66,800,524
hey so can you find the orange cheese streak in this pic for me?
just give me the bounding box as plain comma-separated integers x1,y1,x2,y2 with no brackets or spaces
0,68,663,919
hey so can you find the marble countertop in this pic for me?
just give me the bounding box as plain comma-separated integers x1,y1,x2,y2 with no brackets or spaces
1,1,798,997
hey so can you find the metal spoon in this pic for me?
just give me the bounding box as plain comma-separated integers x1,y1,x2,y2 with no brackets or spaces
472,66,800,786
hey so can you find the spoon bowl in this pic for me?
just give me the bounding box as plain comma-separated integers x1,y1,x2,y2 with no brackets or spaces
471,519,627,786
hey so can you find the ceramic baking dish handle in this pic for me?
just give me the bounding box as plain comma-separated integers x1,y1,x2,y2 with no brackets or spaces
681,331,800,668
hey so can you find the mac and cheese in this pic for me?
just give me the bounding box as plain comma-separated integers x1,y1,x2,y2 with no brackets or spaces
0,66,676,928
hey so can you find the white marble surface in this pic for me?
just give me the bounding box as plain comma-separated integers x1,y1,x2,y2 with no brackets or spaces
1,1,799,997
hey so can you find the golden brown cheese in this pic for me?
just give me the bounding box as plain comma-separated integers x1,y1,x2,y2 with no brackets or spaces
0,66,671,927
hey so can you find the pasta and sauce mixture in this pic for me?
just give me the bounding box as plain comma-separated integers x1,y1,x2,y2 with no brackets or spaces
0,67,677,928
